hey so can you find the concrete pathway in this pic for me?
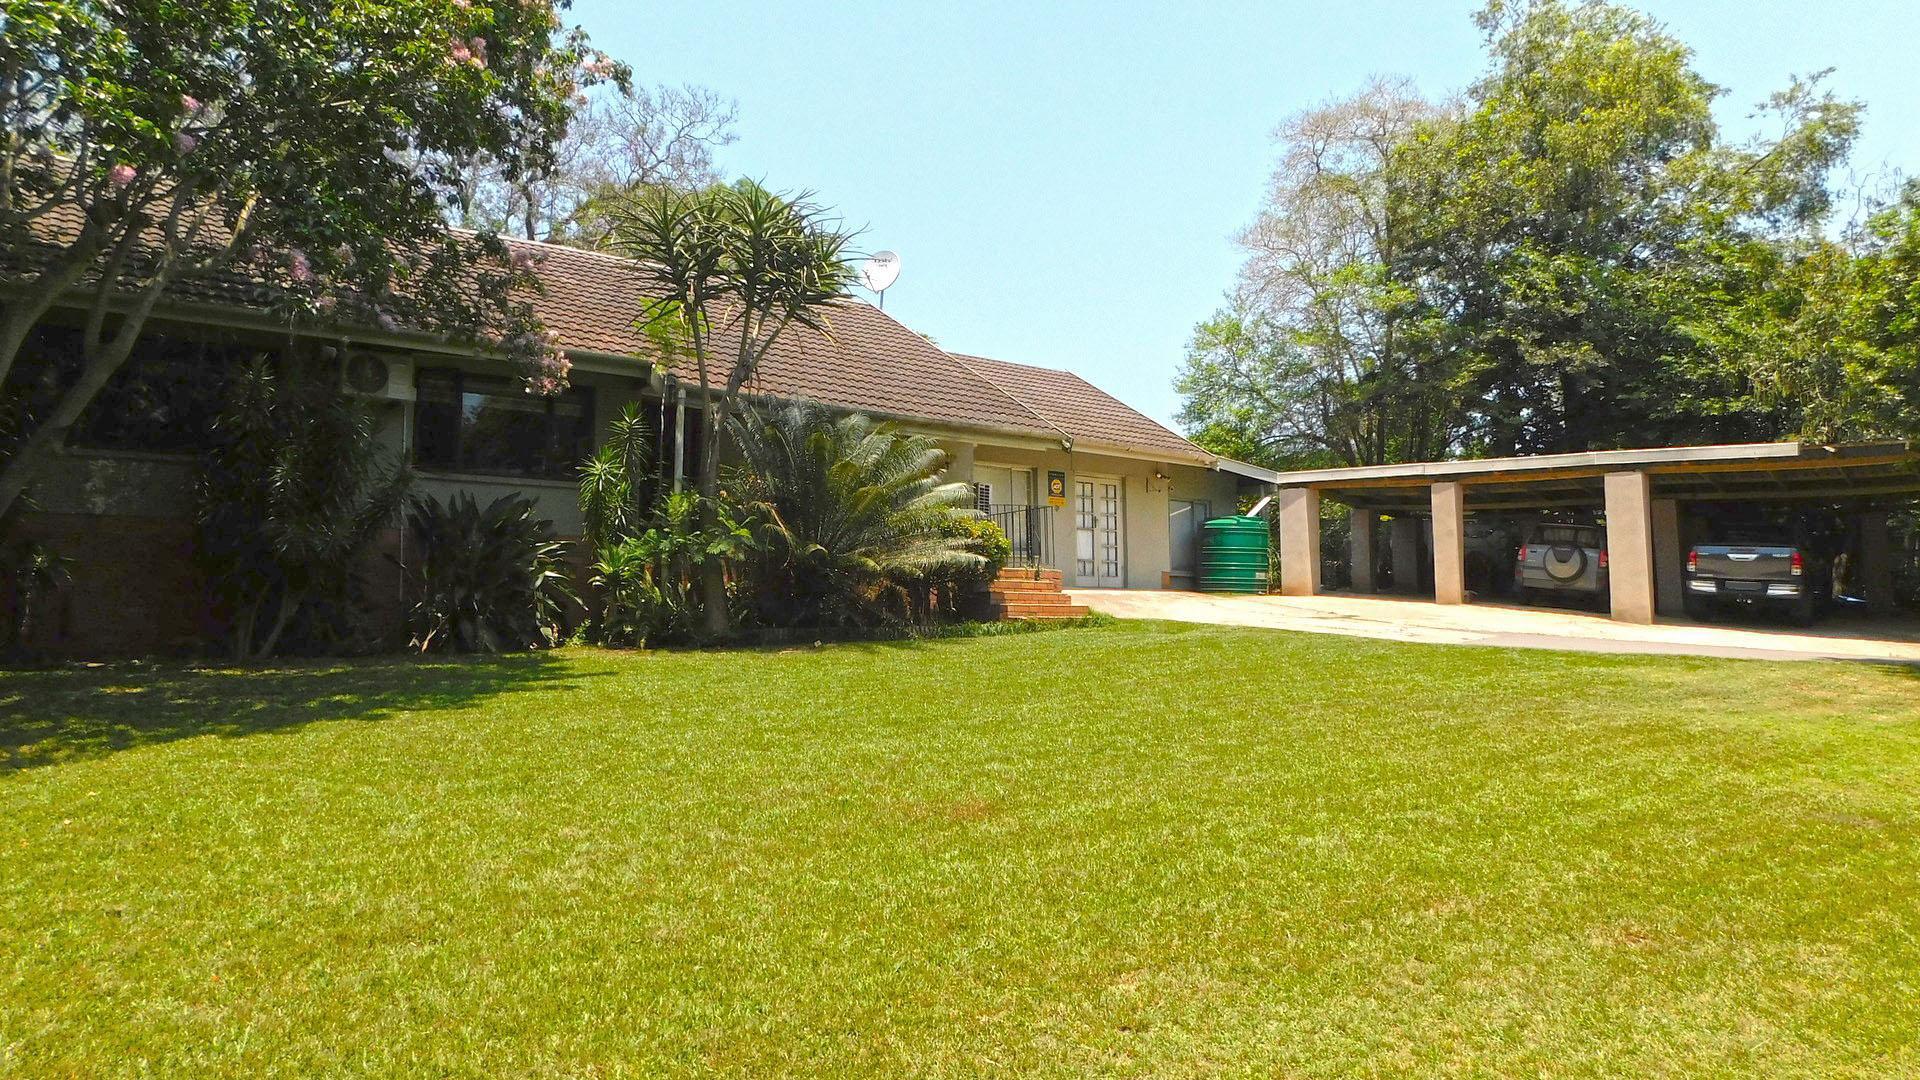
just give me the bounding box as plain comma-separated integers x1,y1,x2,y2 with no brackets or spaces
1069,589,1920,663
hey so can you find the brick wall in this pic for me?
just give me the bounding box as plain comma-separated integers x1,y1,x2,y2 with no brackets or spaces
5,513,214,657
4,514,590,658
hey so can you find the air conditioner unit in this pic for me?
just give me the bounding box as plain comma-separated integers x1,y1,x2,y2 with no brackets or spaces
337,350,416,402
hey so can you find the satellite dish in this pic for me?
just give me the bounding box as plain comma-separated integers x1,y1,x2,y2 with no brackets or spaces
859,250,901,305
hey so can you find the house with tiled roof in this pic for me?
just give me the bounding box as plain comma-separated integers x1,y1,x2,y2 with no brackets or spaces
8,232,1268,653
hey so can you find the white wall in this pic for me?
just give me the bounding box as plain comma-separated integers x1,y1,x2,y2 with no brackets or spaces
937,438,1240,589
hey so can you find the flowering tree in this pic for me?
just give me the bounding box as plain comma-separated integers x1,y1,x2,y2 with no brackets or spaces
0,0,623,518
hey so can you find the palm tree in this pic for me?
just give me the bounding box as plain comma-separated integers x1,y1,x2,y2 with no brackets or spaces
727,400,982,628
606,181,859,635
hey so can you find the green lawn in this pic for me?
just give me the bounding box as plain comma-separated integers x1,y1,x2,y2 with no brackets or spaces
4,622,1920,1077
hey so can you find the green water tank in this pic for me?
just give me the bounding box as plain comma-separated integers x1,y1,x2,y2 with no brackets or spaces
1198,515,1271,594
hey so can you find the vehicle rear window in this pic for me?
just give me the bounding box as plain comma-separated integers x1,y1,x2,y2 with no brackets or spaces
1716,528,1791,545
1531,525,1599,545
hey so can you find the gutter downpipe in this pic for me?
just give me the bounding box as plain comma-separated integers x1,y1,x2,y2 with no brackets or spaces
672,380,688,493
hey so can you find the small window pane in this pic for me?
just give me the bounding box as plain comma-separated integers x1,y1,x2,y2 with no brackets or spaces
413,371,462,471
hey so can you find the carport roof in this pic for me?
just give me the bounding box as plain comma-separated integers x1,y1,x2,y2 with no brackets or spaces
1272,440,1920,512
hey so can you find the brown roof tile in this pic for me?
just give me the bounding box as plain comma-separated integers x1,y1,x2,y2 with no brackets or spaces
500,238,1057,436
16,209,1197,456
950,352,1210,462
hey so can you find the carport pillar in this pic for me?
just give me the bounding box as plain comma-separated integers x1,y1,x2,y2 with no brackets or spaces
1349,509,1377,593
1857,511,1895,612
1604,471,1657,624
1430,482,1467,605
1651,498,1684,617
1277,487,1321,596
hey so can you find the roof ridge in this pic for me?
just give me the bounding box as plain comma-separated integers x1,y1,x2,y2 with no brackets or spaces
952,352,1070,376
947,350,1077,447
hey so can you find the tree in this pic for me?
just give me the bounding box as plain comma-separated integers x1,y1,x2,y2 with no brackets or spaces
1736,183,1920,442
0,0,612,521
194,357,413,660
1184,79,1453,468
1183,0,1876,463
606,181,858,635
454,82,736,244
1390,0,1862,454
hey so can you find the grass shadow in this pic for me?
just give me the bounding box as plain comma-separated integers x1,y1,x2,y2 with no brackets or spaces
0,651,586,772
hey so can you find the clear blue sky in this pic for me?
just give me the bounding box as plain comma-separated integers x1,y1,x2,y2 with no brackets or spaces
571,0,1920,428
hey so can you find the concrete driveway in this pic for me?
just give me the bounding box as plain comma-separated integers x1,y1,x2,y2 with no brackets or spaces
1069,589,1920,663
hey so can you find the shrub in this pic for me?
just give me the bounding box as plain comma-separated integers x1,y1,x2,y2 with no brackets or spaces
1,537,71,656
588,538,667,648
727,400,983,628
195,358,413,659
588,491,748,647
403,493,575,652
578,402,653,552
905,514,1011,620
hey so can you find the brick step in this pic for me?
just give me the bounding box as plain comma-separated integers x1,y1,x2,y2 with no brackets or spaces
994,567,1063,583
988,590,1075,606
995,602,1091,619
988,579,1070,596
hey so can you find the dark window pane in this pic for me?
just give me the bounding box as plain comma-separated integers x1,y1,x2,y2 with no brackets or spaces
70,333,253,453
413,370,461,471
410,368,593,480
683,406,704,482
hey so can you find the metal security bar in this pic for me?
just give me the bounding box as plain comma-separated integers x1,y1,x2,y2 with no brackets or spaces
988,504,1057,570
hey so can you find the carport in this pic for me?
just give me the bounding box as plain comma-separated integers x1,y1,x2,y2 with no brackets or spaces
1271,441,1920,624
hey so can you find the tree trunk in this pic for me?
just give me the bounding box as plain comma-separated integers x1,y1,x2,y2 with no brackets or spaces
696,390,729,638
0,342,125,520
0,227,109,390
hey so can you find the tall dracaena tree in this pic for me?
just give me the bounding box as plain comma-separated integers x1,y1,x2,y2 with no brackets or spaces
0,0,627,519
609,180,858,634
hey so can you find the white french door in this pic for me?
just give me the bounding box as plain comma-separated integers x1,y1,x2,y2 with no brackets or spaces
1073,477,1125,587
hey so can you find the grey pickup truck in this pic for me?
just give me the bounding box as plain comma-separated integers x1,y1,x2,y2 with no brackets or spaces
1685,528,1831,625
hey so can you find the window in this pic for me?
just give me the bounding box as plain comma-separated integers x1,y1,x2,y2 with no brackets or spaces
413,369,593,480
1531,525,1601,546
973,482,993,513
11,326,254,455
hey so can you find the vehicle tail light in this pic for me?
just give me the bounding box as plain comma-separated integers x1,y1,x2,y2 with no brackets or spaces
1598,549,1609,570
1687,548,1698,573
1791,551,1804,576
1518,544,1529,561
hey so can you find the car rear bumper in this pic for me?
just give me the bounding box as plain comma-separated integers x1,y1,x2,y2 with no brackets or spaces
1516,569,1607,593
1687,577,1802,600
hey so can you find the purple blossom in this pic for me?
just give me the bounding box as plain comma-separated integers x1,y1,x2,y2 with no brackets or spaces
173,131,199,155
107,164,137,189
288,248,313,284
180,94,202,114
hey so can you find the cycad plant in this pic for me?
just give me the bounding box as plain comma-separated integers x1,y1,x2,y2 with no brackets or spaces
727,400,983,628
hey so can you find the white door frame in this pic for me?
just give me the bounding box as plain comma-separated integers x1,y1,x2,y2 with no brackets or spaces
1073,475,1126,587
